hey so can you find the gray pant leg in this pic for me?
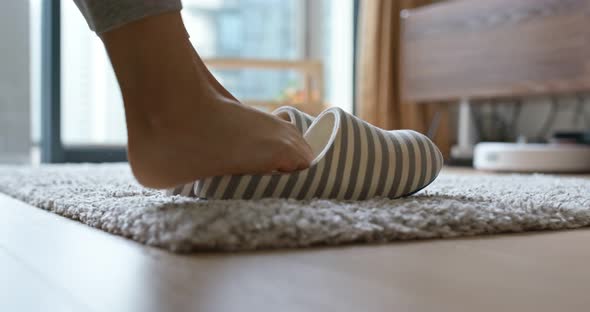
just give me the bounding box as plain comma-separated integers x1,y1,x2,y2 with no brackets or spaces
73,0,182,34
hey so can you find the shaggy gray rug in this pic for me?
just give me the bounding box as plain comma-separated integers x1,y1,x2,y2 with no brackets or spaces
0,163,589,252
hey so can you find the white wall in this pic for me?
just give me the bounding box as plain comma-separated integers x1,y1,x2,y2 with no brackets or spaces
0,0,30,163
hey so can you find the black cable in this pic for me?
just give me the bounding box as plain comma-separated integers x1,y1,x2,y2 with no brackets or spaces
490,99,500,140
536,97,559,141
509,99,522,140
573,94,585,128
472,99,513,142
427,108,442,140
577,94,590,127
491,99,512,141
470,100,486,141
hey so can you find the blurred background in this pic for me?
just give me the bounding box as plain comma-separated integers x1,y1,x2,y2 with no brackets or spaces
1,0,588,169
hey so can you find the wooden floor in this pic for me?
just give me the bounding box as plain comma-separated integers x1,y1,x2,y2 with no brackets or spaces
2,169,590,312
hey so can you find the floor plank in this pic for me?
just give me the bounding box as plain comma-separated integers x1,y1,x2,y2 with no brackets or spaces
1,169,590,312
0,246,85,312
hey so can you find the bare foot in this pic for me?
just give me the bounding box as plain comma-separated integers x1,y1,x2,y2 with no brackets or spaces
101,12,313,189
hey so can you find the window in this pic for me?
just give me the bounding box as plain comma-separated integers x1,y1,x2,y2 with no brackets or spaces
182,0,303,102
32,0,355,161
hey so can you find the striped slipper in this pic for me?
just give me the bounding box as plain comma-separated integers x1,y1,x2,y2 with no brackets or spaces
193,107,444,200
166,106,315,196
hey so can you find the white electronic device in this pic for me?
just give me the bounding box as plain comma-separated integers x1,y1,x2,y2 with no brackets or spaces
473,142,590,173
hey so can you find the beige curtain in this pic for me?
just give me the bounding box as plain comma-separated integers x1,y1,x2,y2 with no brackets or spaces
356,0,451,157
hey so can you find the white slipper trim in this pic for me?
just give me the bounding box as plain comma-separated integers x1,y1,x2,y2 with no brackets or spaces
273,106,314,133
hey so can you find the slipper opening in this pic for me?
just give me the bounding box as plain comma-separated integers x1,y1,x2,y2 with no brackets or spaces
303,109,339,165
275,110,294,124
